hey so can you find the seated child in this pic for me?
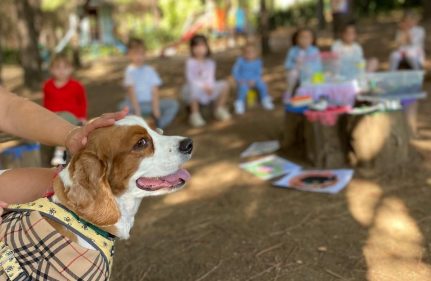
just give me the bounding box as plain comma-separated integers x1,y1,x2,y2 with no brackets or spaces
120,38,179,129
43,54,87,166
232,43,274,114
284,28,322,102
185,34,231,127
331,23,378,78
389,11,425,71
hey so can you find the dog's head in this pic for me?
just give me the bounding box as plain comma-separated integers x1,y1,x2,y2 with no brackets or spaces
54,116,192,227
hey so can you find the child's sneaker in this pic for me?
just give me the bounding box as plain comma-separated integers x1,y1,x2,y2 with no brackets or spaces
214,106,231,121
262,97,275,110
51,147,66,166
234,100,246,115
189,112,206,128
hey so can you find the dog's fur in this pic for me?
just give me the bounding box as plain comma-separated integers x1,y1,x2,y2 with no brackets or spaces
50,116,192,247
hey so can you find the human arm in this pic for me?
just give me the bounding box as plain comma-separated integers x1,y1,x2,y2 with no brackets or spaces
410,27,425,47
152,86,161,120
232,58,243,82
284,48,296,70
0,86,128,154
126,86,141,116
0,168,57,223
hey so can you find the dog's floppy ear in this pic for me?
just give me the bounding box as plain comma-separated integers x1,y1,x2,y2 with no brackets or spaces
55,151,121,227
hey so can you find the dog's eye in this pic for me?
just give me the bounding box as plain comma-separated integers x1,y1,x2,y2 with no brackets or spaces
133,138,149,150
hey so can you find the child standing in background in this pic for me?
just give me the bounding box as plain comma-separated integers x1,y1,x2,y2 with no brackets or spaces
331,23,378,78
284,28,321,102
232,44,274,114
185,34,231,127
121,38,179,129
389,11,425,71
43,54,87,166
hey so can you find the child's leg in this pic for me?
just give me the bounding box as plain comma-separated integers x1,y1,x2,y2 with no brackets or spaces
405,101,419,136
215,81,230,108
189,84,204,114
254,79,269,100
286,69,299,98
158,99,179,129
366,58,379,72
190,100,200,113
237,82,250,102
255,79,274,110
405,54,422,70
0,168,56,204
389,51,402,71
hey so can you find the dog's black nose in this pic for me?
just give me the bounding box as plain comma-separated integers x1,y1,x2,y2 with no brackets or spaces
179,138,193,155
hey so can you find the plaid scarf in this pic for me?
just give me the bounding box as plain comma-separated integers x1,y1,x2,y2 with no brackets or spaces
0,198,115,281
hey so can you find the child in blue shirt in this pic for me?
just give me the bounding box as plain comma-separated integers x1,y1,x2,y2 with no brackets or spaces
284,28,322,102
120,38,179,129
232,44,274,114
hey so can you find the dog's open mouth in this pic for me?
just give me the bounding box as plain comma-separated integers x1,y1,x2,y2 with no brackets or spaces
136,169,191,191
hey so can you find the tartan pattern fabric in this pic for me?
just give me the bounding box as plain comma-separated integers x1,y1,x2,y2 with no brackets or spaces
0,199,115,281
5,198,115,269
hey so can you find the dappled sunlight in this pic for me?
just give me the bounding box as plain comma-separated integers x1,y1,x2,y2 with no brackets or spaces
351,114,391,161
411,138,431,153
346,179,431,280
346,179,383,227
364,196,431,281
346,180,431,281
163,160,252,205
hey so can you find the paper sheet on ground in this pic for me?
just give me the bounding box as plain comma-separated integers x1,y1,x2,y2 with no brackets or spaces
240,141,281,158
239,155,301,180
273,169,354,194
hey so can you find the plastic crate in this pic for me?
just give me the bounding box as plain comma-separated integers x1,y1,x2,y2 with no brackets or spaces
362,71,425,96
300,52,363,84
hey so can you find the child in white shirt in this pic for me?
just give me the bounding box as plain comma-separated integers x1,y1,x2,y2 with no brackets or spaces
389,11,425,70
331,23,378,78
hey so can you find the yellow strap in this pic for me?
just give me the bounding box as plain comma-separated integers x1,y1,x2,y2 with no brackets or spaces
7,198,114,271
0,240,27,280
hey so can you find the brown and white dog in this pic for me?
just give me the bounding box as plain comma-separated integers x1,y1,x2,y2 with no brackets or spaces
53,115,193,244
0,116,192,280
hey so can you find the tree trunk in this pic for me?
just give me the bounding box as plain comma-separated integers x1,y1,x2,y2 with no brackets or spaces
15,0,42,90
317,0,326,30
423,0,431,20
259,0,270,55
0,19,3,85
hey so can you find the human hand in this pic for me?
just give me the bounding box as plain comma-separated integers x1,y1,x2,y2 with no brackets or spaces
204,85,213,96
153,108,161,120
65,107,129,154
0,201,8,223
248,80,256,87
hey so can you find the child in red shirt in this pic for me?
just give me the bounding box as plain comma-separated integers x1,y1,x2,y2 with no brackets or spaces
43,54,88,166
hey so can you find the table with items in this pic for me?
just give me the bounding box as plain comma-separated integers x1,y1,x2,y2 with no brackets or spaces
282,69,425,173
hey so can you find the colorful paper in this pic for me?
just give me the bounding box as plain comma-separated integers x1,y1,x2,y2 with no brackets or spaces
240,155,301,180
273,169,354,194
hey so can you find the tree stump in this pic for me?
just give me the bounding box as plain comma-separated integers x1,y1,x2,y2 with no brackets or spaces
281,112,347,168
303,117,348,168
346,110,417,176
281,110,418,174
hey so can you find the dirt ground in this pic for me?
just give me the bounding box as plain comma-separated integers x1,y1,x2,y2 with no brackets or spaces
6,18,431,281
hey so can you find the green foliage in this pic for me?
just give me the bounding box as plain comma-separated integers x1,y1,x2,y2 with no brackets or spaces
116,0,205,50
356,0,421,15
268,0,316,29
1,48,20,64
41,0,68,11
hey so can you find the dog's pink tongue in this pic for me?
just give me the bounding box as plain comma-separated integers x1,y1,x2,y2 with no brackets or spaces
161,169,191,183
137,169,191,189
